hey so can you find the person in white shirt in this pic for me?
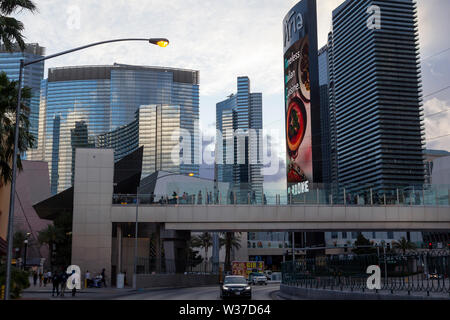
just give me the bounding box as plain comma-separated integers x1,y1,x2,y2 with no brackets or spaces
85,270,91,287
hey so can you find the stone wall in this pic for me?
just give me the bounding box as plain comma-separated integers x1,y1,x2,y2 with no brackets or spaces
135,274,219,289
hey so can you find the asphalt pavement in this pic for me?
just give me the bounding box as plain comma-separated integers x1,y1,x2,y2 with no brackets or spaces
116,283,281,300
20,283,282,300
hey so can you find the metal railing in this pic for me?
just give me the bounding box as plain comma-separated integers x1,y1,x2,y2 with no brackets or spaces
281,251,450,296
135,257,224,275
112,184,450,206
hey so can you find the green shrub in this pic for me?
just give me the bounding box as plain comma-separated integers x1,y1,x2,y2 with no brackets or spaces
0,264,30,299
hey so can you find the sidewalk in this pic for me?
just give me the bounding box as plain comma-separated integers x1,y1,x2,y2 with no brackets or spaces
21,284,136,300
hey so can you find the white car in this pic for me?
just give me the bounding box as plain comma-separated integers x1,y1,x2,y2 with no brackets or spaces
250,273,268,285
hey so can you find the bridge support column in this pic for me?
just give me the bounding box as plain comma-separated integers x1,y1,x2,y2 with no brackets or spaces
117,224,122,274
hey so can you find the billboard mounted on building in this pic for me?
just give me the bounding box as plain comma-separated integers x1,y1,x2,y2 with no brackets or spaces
283,0,321,194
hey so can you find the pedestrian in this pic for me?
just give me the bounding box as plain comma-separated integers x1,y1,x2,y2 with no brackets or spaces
60,269,68,297
43,271,48,286
33,271,38,286
101,268,107,288
51,271,60,297
197,190,202,204
71,270,77,297
39,271,43,287
85,270,91,288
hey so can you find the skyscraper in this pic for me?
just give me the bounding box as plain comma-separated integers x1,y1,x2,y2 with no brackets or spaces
329,0,425,191
0,43,45,145
318,45,332,184
96,104,188,177
35,64,199,193
215,76,263,203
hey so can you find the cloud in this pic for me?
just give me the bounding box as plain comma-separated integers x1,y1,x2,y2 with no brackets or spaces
424,98,450,151
13,0,449,152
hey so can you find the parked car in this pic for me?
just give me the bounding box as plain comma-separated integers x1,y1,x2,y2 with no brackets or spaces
220,276,252,300
264,270,272,280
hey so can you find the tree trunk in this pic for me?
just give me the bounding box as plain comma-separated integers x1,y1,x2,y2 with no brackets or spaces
225,232,233,272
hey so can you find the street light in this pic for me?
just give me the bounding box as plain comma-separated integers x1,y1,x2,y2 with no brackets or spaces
132,171,195,288
4,37,169,300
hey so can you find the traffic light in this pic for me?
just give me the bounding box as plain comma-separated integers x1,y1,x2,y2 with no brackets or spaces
428,242,433,250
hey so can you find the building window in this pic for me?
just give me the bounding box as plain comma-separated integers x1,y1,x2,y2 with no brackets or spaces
342,232,347,239
331,232,338,239
352,232,359,239
387,232,394,239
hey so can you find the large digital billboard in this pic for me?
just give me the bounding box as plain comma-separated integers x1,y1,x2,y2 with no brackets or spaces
283,0,321,194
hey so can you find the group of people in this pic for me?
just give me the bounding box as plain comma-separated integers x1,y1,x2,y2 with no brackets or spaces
31,270,54,287
31,268,107,298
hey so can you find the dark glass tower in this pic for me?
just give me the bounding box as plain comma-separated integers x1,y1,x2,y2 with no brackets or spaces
330,0,425,191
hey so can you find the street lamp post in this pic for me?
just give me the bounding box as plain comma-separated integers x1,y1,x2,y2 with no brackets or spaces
4,37,169,300
132,171,194,289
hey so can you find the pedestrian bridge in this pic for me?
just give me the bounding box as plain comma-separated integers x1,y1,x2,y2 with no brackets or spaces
111,203,450,232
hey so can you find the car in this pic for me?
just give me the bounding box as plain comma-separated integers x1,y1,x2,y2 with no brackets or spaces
220,276,252,300
249,272,268,285
264,270,272,280
428,273,443,280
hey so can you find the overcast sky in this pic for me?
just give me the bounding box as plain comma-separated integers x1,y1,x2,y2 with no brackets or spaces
17,0,450,154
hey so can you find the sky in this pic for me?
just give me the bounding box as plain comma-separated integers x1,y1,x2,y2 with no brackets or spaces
15,0,450,185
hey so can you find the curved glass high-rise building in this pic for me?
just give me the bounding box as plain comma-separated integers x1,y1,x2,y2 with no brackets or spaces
36,64,199,194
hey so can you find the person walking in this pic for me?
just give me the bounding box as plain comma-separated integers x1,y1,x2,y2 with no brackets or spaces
60,269,68,297
33,271,38,286
43,271,49,287
197,190,202,204
71,270,77,297
39,271,43,287
101,268,107,288
51,271,60,297
85,270,91,288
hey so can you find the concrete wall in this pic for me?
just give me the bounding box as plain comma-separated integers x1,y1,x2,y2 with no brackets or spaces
280,284,446,300
72,148,114,282
14,160,51,263
135,274,219,289
0,181,10,243
111,205,450,231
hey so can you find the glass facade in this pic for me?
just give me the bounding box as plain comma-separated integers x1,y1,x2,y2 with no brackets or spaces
329,0,425,192
0,43,45,147
215,76,263,203
37,64,199,193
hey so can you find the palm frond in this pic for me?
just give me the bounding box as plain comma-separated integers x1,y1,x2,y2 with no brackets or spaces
0,0,36,15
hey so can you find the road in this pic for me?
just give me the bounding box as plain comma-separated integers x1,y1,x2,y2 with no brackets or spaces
116,283,281,300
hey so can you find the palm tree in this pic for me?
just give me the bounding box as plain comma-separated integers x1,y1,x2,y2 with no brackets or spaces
12,230,25,256
37,225,58,268
0,71,35,185
392,237,416,255
0,0,37,51
220,232,242,272
196,232,212,262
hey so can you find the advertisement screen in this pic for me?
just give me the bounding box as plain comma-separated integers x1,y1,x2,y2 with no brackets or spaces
283,0,320,193
232,261,264,279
